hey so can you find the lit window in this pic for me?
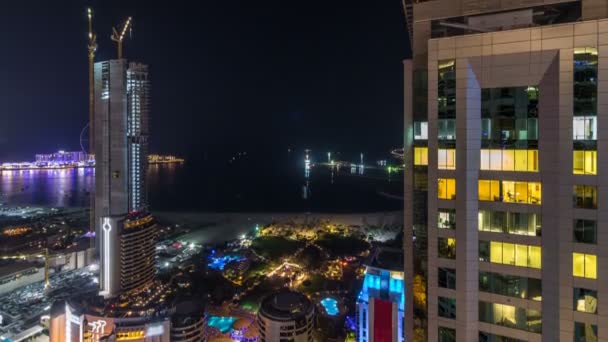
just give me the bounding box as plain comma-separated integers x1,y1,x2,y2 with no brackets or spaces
528,246,542,269
414,121,428,140
438,209,456,229
573,253,597,279
414,147,428,166
573,116,596,140
438,149,456,170
478,180,499,201
478,210,541,236
490,241,503,264
573,288,597,314
438,178,456,200
573,150,596,175
438,237,456,259
438,119,456,140
479,301,542,333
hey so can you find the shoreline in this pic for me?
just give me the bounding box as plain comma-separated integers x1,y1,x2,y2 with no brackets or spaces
154,210,404,245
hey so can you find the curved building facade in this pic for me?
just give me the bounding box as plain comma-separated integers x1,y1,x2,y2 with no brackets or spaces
258,291,314,342
120,214,157,293
170,300,206,342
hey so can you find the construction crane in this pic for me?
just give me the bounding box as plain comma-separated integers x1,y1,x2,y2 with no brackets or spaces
1,248,51,291
111,16,133,59
87,7,97,249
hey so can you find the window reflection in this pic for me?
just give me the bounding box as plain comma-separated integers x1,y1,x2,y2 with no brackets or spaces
479,301,542,333
481,86,538,146
573,185,597,209
478,210,541,236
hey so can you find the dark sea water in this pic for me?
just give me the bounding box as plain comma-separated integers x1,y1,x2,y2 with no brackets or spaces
0,150,403,213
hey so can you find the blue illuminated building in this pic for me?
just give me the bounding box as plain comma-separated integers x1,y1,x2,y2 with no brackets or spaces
357,247,405,342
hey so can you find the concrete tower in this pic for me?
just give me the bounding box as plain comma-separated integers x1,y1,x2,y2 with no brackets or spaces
94,59,156,298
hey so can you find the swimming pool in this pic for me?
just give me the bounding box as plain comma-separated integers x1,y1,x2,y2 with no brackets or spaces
207,316,238,333
320,297,339,316
208,255,244,271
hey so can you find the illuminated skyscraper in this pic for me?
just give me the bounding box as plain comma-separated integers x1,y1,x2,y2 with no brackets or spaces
94,59,155,298
403,0,608,341
357,248,404,342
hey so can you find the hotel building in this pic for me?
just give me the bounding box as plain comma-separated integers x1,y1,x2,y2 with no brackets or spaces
94,59,155,298
402,0,608,341
258,291,314,342
357,247,405,342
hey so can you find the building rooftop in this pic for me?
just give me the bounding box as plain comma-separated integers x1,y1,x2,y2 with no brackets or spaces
0,262,39,279
259,290,313,322
366,247,404,272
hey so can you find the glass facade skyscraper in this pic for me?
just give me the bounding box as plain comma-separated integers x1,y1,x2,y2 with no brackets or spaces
94,59,156,298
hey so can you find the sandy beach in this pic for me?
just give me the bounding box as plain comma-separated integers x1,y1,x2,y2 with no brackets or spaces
153,211,404,244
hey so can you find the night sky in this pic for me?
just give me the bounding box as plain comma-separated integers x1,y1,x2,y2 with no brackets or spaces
0,1,409,161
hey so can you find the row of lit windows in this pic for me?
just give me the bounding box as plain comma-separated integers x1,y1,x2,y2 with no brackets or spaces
479,241,542,269
414,120,456,140
415,147,597,175
413,148,455,170
480,149,538,172
478,180,541,204
478,210,541,236
573,253,597,279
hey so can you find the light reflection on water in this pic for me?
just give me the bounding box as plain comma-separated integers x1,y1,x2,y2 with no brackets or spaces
0,155,402,212
0,168,95,208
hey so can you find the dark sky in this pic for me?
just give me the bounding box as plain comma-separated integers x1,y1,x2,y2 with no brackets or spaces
0,0,409,161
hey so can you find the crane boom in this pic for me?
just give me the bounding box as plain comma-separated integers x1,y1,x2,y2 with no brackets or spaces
87,7,97,250
111,17,133,59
